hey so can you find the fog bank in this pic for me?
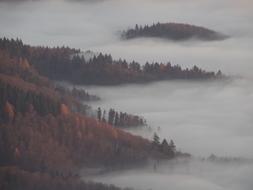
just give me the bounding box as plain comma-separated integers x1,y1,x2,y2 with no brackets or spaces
86,158,253,190
82,78,253,158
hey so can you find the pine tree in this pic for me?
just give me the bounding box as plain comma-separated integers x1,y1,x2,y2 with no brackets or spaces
108,108,115,125
114,112,119,126
152,132,160,146
97,107,101,121
169,140,176,156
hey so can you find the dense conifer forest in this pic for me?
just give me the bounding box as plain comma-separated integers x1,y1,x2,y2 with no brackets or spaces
0,38,223,86
97,107,147,128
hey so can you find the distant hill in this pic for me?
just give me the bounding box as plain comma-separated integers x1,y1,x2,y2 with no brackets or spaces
0,38,223,86
121,22,229,41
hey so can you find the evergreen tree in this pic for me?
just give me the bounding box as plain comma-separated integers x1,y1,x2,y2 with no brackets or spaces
114,112,119,126
108,108,115,125
169,140,176,156
97,107,102,121
152,132,160,146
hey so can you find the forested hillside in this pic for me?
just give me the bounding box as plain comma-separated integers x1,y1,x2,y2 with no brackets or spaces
0,38,223,85
0,40,181,190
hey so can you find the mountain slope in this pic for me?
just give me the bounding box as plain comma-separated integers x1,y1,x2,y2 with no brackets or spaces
0,41,179,190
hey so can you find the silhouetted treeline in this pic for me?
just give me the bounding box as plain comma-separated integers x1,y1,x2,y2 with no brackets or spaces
206,154,247,163
97,107,146,128
0,37,223,85
122,22,229,41
152,133,176,158
55,85,100,102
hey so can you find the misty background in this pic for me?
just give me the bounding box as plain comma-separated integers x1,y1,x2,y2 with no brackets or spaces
1,0,253,189
0,0,253,77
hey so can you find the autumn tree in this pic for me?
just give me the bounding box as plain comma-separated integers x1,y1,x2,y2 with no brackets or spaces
60,104,70,115
3,101,15,122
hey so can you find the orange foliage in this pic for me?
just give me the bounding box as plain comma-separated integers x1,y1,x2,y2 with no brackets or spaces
60,104,70,115
3,101,15,122
19,58,30,70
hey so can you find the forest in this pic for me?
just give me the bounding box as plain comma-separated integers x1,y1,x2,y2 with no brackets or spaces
0,38,223,86
0,39,188,190
55,85,100,102
1,0,252,189
121,22,229,41
97,107,147,128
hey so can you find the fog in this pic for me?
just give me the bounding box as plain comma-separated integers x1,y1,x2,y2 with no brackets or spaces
86,158,253,190
79,78,253,159
1,0,253,189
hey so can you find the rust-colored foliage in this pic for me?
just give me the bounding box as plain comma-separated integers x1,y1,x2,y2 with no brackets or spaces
3,101,15,122
0,37,178,190
60,104,70,116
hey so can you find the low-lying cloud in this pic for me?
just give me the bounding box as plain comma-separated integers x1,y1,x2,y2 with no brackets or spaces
82,78,253,158
86,158,253,190
1,0,253,189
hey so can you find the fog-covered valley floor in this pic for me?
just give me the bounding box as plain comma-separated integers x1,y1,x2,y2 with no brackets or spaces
82,78,253,158
1,0,253,189
80,78,253,189
86,158,253,190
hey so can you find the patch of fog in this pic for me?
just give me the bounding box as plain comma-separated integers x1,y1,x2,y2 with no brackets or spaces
80,78,253,158
85,158,253,190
